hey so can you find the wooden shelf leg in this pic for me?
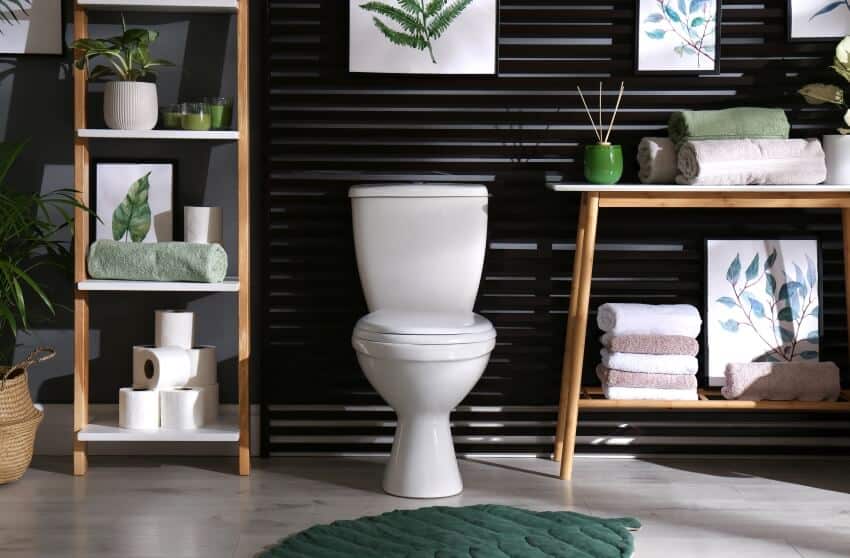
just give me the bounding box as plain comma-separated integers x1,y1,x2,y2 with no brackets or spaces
559,192,600,480
554,194,588,461
73,291,89,476
841,207,850,370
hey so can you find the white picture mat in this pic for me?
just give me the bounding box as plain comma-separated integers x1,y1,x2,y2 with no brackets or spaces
789,0,850,39
349,0,497,74
637,0,718,72
706,239,821,387
95,163,174,243
0,1,62,55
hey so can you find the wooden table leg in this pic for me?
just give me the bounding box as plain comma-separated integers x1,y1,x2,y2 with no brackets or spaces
73,291,89,476
554,194,588,461
842,209,850,368
559,192,600,480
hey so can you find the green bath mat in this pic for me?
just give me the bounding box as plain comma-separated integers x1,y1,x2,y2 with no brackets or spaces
259,504,640,557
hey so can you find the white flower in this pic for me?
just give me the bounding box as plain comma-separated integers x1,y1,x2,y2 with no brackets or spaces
837,36,850,65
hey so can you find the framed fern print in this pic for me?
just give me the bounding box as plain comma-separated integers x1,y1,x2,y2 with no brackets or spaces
349,0,498,75
788,0,850,41
635,0,720,74
705,238,823,387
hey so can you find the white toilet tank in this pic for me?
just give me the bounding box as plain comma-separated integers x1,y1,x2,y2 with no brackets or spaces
350,184,489,313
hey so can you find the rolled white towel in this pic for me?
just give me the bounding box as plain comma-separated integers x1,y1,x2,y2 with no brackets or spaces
637,137,677,184
603,385,698,401
676,138,826,186
601,349,698,375
596,303,702,337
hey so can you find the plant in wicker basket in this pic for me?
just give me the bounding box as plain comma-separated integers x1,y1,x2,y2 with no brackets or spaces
0,141,90,365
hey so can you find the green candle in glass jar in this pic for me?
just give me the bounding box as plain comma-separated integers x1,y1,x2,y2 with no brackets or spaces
205,97,233,130
160,103,186,129
182,103,211,131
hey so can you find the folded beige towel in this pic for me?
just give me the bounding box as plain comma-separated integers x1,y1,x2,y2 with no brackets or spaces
676,138,826,186
597,365,697,390
637,137,677,184
722,362,840,401
601,333,699,356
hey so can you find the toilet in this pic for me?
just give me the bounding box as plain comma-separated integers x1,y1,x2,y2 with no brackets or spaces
349,184,496,499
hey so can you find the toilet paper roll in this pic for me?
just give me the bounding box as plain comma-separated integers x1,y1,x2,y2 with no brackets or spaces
160,387,207,430
119,387,160,430
155,310,195,349
202,383,219,423
186,346,218,387
132,345,191,390
184,206,223,244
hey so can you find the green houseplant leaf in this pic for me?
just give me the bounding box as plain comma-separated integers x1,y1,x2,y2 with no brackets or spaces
112,172,152,242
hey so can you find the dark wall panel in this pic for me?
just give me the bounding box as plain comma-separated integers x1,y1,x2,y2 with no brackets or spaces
261,0,850,455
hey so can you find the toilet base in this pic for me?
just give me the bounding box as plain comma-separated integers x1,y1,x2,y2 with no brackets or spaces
382,413,463,499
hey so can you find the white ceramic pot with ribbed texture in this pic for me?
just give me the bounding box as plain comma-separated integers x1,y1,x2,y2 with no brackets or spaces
104,81,158,130
823,135,850,184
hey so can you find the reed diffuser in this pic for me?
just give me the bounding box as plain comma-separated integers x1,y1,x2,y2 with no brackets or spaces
578,82,625,185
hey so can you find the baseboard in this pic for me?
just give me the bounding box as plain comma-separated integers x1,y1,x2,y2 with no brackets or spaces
33,404,261,456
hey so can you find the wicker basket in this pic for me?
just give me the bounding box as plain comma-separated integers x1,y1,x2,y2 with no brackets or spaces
0,408,43,484
0,348,55,422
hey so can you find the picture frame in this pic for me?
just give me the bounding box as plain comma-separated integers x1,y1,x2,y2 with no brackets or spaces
348,0,499,75
787,0,850,41
635,0,721,75
0,1,63,56
704,238,823,388
92,160,177,244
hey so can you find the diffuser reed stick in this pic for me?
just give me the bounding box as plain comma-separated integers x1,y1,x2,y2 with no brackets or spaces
604,82,625,144
576,86,601,142
577,81,626,145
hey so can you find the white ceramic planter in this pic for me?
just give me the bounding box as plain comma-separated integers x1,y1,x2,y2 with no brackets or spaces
823,134,850,184
104,81,158,130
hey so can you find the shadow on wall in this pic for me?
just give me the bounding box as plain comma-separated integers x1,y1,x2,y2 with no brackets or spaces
2,8,240,404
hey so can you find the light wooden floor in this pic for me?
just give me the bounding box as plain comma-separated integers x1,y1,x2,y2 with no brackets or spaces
2,456,849,557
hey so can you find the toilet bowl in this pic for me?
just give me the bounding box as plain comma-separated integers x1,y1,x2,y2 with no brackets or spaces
352,310,495,498
349,184,495,498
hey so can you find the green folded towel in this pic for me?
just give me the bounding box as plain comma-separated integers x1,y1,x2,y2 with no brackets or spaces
668,108,790,145
88,240,228,283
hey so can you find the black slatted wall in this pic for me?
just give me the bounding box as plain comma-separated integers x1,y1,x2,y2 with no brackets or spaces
261,0,850,456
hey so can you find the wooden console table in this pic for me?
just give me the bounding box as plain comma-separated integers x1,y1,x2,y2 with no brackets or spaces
549,184,850,480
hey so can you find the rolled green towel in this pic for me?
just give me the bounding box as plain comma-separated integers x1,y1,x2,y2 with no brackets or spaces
668,107,790,145
88,240,228,283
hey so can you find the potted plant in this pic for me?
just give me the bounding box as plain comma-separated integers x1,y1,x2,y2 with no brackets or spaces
71,17,173,131
0,141,90,365
800,36,850,184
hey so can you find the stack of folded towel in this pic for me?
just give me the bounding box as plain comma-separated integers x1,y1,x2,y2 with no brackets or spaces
637,107,827,186
596,303,702,401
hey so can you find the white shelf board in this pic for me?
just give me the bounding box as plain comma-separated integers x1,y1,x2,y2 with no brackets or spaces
548,183,850,193
79,415,239,443
78,278,239,292
78,129,239,141
78,0,238,12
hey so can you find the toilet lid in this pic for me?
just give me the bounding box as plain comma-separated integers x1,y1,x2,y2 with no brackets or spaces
353,310,496,345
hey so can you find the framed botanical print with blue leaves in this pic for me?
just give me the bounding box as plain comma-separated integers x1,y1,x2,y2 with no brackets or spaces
705,238,823,387
635,0,721,74
788,0,850,41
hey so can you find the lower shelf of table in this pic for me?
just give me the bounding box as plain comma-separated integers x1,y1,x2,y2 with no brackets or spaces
78,415,240,442
578,387,850,411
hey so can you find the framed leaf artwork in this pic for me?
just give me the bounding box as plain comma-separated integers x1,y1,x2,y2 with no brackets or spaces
93,161,176,243
0,1,63,55
635,0,721,74
705,239,822,387
349,0,498,74
788,0,850,41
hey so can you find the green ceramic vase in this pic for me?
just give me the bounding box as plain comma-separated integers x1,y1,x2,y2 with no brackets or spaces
584,143,623,185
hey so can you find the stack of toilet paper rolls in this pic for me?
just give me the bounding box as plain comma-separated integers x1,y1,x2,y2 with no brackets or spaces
118,310,219,430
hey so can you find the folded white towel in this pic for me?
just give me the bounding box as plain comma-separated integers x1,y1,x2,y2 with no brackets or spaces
603,384,698,401
596,303,702,337
601,349,698,375
676,138,826,186
638,137,678,184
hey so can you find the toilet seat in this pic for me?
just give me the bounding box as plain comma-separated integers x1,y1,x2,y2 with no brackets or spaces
352,310,496,362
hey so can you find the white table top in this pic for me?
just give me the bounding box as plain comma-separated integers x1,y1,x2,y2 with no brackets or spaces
548,183,850,193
